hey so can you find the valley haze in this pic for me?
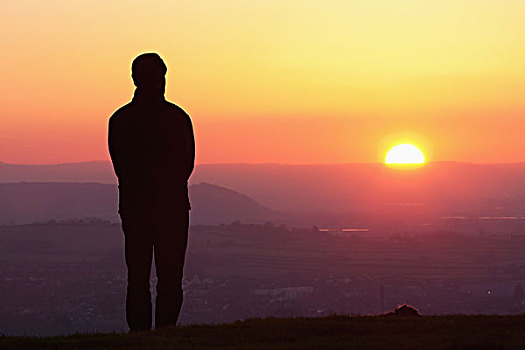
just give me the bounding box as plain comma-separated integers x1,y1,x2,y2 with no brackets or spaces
2,161,525,226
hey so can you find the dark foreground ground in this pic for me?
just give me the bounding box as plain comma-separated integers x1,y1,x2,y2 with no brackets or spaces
1,315,525,350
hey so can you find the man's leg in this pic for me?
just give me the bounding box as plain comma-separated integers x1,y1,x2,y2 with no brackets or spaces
153,209,189,328
121,213,154,331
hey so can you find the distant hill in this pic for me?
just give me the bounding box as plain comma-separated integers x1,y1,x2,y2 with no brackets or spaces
189,182,274,224
3,161,525,218
0,182,274,225
191,162,525,213
0,182,116,224
0,161,116,184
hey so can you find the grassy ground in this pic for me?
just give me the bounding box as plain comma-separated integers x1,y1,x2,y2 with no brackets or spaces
1,315,525,350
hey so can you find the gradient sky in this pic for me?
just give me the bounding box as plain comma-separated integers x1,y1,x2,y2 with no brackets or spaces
2,0,525,164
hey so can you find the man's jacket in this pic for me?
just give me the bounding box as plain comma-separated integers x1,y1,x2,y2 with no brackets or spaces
108,89,195,214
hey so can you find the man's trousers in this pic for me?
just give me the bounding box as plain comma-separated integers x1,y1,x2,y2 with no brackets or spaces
120,208,189,331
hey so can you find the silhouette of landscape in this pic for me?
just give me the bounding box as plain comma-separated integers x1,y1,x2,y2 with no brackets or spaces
2,162,525,339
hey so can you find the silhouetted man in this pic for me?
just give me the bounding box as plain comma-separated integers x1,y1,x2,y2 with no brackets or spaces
108,53,195,331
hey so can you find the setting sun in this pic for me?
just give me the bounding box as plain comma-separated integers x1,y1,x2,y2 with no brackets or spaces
385,144,425,165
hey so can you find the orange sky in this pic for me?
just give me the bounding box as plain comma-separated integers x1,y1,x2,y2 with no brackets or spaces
2,1,525,164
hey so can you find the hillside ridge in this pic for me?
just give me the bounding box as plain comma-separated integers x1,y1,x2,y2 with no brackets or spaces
1,315,524,349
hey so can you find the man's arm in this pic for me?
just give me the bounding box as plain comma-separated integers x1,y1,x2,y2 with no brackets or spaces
108,115,123,179
184,114,195,181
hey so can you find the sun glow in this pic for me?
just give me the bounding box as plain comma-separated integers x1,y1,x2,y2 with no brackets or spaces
385,144,425,165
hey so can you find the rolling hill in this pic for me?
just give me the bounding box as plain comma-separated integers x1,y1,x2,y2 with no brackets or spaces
0,182,274,225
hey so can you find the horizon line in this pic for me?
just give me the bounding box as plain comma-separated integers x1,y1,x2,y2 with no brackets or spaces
3,160,525,167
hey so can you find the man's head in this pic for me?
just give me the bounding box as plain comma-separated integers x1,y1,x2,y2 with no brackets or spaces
131,53,167,93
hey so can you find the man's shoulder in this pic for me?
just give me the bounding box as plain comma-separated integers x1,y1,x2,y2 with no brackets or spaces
109,102,133,123
164,101,191,119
